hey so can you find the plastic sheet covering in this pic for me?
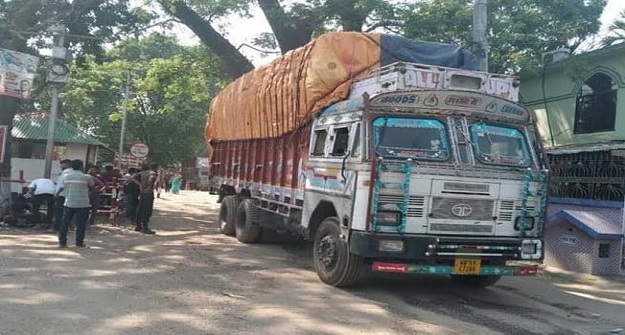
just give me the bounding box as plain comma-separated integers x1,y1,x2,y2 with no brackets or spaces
206,32,477,141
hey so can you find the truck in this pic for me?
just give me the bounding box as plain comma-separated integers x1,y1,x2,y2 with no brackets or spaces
206,32,548,287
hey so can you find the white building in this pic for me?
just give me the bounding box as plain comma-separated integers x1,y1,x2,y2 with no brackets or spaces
9,112,109,193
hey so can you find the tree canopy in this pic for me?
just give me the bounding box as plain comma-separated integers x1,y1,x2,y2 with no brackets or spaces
0,0,612,176
0,0,152,176
60,34,225,166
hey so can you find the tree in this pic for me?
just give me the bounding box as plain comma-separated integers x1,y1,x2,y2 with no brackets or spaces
157,0,407,79
60,34,226,166
0,0,150,183
602,10,625,47
401,0,607,73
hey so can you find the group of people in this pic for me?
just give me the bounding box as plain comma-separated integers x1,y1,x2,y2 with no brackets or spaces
11,159,161,248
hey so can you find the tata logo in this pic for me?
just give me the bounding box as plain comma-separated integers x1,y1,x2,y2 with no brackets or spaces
451,203,473,217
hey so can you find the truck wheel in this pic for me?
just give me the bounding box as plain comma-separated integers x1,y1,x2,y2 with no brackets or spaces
218,196,239,236
313,217,363,287
450,275,502,287
235,199,263,244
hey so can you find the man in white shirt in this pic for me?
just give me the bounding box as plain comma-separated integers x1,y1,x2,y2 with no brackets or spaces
53,159,73,231
28,177,56,226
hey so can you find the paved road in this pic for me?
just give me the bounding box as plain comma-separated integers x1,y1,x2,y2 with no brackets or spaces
0,191,623,334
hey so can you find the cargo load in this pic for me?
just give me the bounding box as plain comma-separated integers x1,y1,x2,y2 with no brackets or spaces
205,32,477,142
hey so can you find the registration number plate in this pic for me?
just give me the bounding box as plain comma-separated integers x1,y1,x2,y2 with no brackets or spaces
453,258,482,275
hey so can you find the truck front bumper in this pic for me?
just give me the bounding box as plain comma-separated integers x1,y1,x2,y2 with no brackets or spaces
349,231,542,276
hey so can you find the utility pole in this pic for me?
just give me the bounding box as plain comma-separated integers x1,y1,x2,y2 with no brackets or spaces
473,0,489,72
44,24,70,178
117,70,131,168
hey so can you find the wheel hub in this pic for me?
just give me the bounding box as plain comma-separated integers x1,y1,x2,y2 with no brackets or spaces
317,235,337,269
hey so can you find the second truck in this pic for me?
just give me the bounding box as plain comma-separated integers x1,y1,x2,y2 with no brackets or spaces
206,32,548,287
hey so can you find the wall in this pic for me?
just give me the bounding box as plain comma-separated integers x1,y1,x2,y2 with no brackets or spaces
544,219,621,275
9,143,90,193
520,45,625,149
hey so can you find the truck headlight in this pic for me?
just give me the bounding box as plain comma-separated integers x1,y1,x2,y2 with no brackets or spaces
514,216,535,231
521,239,542,259
376,211,401,226
379,240,404,253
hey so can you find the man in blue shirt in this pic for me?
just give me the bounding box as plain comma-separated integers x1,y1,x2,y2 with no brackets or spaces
56,160,94,248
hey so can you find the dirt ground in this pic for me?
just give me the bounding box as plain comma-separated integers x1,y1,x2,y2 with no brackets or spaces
1,191,624,335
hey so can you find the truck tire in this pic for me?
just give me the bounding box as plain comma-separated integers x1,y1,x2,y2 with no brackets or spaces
313,217,364,287
235,199,263,244
450,275,502,287
218,196,239,236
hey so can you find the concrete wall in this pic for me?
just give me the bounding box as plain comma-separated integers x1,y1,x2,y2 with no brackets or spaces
520,45,625,149
9,143,90,193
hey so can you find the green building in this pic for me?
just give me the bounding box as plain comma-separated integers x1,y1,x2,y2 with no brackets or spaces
521,44,625,201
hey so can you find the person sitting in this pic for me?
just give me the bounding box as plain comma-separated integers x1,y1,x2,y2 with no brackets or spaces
4,187,36,227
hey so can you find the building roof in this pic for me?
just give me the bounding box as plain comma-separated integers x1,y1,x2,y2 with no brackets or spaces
520,42,625,79
547,203,624,240
12,112,105,146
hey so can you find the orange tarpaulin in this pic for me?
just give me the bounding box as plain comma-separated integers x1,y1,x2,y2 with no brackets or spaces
205,32,382,142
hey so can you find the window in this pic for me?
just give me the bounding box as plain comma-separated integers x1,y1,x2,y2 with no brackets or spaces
598,243,611,258
372,117,450,161
331,127,350,156
574,73,617,134
470,124,532,167
311,129,327,156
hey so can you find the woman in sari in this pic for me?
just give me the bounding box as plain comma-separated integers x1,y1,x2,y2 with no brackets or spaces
170,174,182,194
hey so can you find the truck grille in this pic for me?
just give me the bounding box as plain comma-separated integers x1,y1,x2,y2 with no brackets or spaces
430,197,494,221
430,223,493,233
497,200,536,222
377,194,426,218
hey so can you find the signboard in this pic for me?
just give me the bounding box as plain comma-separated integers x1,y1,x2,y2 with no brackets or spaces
0,48,39,100
560,234,578,246
130,143,149,158
0,125,7,162
115,153,145,168
196,157,209,170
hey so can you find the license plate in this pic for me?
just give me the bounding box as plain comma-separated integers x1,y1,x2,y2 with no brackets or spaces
453,258,482,275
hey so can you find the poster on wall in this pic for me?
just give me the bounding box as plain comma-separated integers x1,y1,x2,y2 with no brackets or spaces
0,48,40,100
0,125,7,162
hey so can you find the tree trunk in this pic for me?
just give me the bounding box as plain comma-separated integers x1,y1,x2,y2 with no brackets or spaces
257,0,316,54
159,0,255,79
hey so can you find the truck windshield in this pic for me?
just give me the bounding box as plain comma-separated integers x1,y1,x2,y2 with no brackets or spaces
372,117,449,160
469,123,532,167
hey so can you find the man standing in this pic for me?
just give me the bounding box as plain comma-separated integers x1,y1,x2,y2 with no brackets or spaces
123,167,140,225
134,163,158,234
54,159,72,231
28,177,56,226
56,160,94,248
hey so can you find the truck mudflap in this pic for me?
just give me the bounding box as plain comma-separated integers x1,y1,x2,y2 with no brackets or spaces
371,261,538,276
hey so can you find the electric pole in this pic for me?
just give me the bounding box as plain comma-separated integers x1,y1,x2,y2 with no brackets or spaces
473,0,489,72
44,24,70,178
117,70,131,168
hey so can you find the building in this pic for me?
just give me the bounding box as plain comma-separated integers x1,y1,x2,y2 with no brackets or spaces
521,44,625,275
9,112,108,192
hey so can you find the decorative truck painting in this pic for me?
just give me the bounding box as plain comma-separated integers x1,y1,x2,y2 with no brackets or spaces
206,32,548,287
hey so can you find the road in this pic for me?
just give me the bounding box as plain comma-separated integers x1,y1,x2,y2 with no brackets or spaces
0,191,624,335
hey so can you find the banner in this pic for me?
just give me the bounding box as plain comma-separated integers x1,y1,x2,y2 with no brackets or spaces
0,48,40,100
0,125,7,162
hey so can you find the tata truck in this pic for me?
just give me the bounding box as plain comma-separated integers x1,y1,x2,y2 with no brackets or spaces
206,32,548,287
